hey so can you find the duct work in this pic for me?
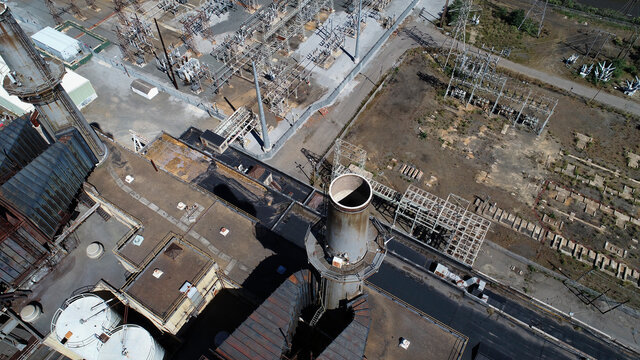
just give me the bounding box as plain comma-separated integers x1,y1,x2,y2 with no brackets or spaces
0,4,105,163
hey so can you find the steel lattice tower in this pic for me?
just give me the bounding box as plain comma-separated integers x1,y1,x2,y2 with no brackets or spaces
518,0,548,38
441,0,472,69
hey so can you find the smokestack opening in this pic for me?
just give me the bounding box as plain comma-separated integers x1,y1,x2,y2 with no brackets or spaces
329,174,372,212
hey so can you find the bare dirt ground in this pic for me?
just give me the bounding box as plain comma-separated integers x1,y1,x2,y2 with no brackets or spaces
342,49,640,306
343,50,560,216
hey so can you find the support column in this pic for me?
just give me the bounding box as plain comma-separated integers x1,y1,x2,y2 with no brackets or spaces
354,0,362,63
252,62,271,151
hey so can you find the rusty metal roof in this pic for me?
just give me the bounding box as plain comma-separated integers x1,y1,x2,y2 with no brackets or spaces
214,271,372,360
215,270,316,360
317,295,371,360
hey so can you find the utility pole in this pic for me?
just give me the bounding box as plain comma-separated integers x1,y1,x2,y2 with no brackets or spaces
155,18,178,90
617,27,639,59
440,0,450,28
441,0,472,69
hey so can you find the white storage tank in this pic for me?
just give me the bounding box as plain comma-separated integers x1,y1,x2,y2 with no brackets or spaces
98,324,165,360
51,294,122,360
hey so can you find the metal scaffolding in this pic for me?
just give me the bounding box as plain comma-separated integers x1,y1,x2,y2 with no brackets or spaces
44,0,63,24
214,106,257,147
332,139,367,179
208,0,330,108
114,12,156,64
393,186,491,266
330,140,489,266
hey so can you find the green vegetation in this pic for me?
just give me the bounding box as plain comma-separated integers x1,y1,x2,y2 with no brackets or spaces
446,0,464,24
494,7,540,37
548,0,640,25
474,1,534,55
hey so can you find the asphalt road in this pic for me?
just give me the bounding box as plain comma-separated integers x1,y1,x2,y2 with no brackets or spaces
384,239,636,360
369,260,576,360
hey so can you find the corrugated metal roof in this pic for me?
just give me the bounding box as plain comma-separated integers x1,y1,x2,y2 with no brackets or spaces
0,55,95,114
215,270,316,360
316,295,371,360
0,116,48,184
0,129,93,239
214,271,371,360
31,26,80,55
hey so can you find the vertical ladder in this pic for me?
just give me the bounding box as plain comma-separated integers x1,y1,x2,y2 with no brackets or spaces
309,279,326,327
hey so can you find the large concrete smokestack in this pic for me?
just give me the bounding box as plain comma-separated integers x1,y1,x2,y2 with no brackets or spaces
326,174,372,263
306,174,385,310
0,4,106,162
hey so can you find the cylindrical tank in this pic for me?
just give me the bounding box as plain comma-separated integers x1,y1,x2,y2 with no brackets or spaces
0,4,61,92
0,3,106,161
51,294,122,359
20,303,42,323
326,174,373,264
98,324,165,360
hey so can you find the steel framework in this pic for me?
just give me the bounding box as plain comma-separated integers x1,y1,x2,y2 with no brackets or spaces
393,186,491,266
518,0,548,37
214,106,258,147
330,140,489,266
44,0,63,24
441,0,473,68
445,50,557,135
332,139,366,179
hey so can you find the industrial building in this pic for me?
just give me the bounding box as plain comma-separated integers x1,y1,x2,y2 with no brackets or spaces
0,116,94,286
0,111,468,359
1,1,635,360
0,56,98,118
0,3,105,161
31,27,85,63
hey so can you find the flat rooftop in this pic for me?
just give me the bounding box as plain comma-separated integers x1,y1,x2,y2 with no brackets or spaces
10,203,131,336
144,133,211,182
18,133,472,358
364,286,467,360
124,236,214,320
179,127,315,205
90,137,308,299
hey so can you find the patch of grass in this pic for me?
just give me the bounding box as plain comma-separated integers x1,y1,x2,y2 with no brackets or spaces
548,0,640,25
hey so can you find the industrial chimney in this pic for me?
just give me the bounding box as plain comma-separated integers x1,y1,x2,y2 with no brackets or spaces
0,4,106,162
306,174,386,310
